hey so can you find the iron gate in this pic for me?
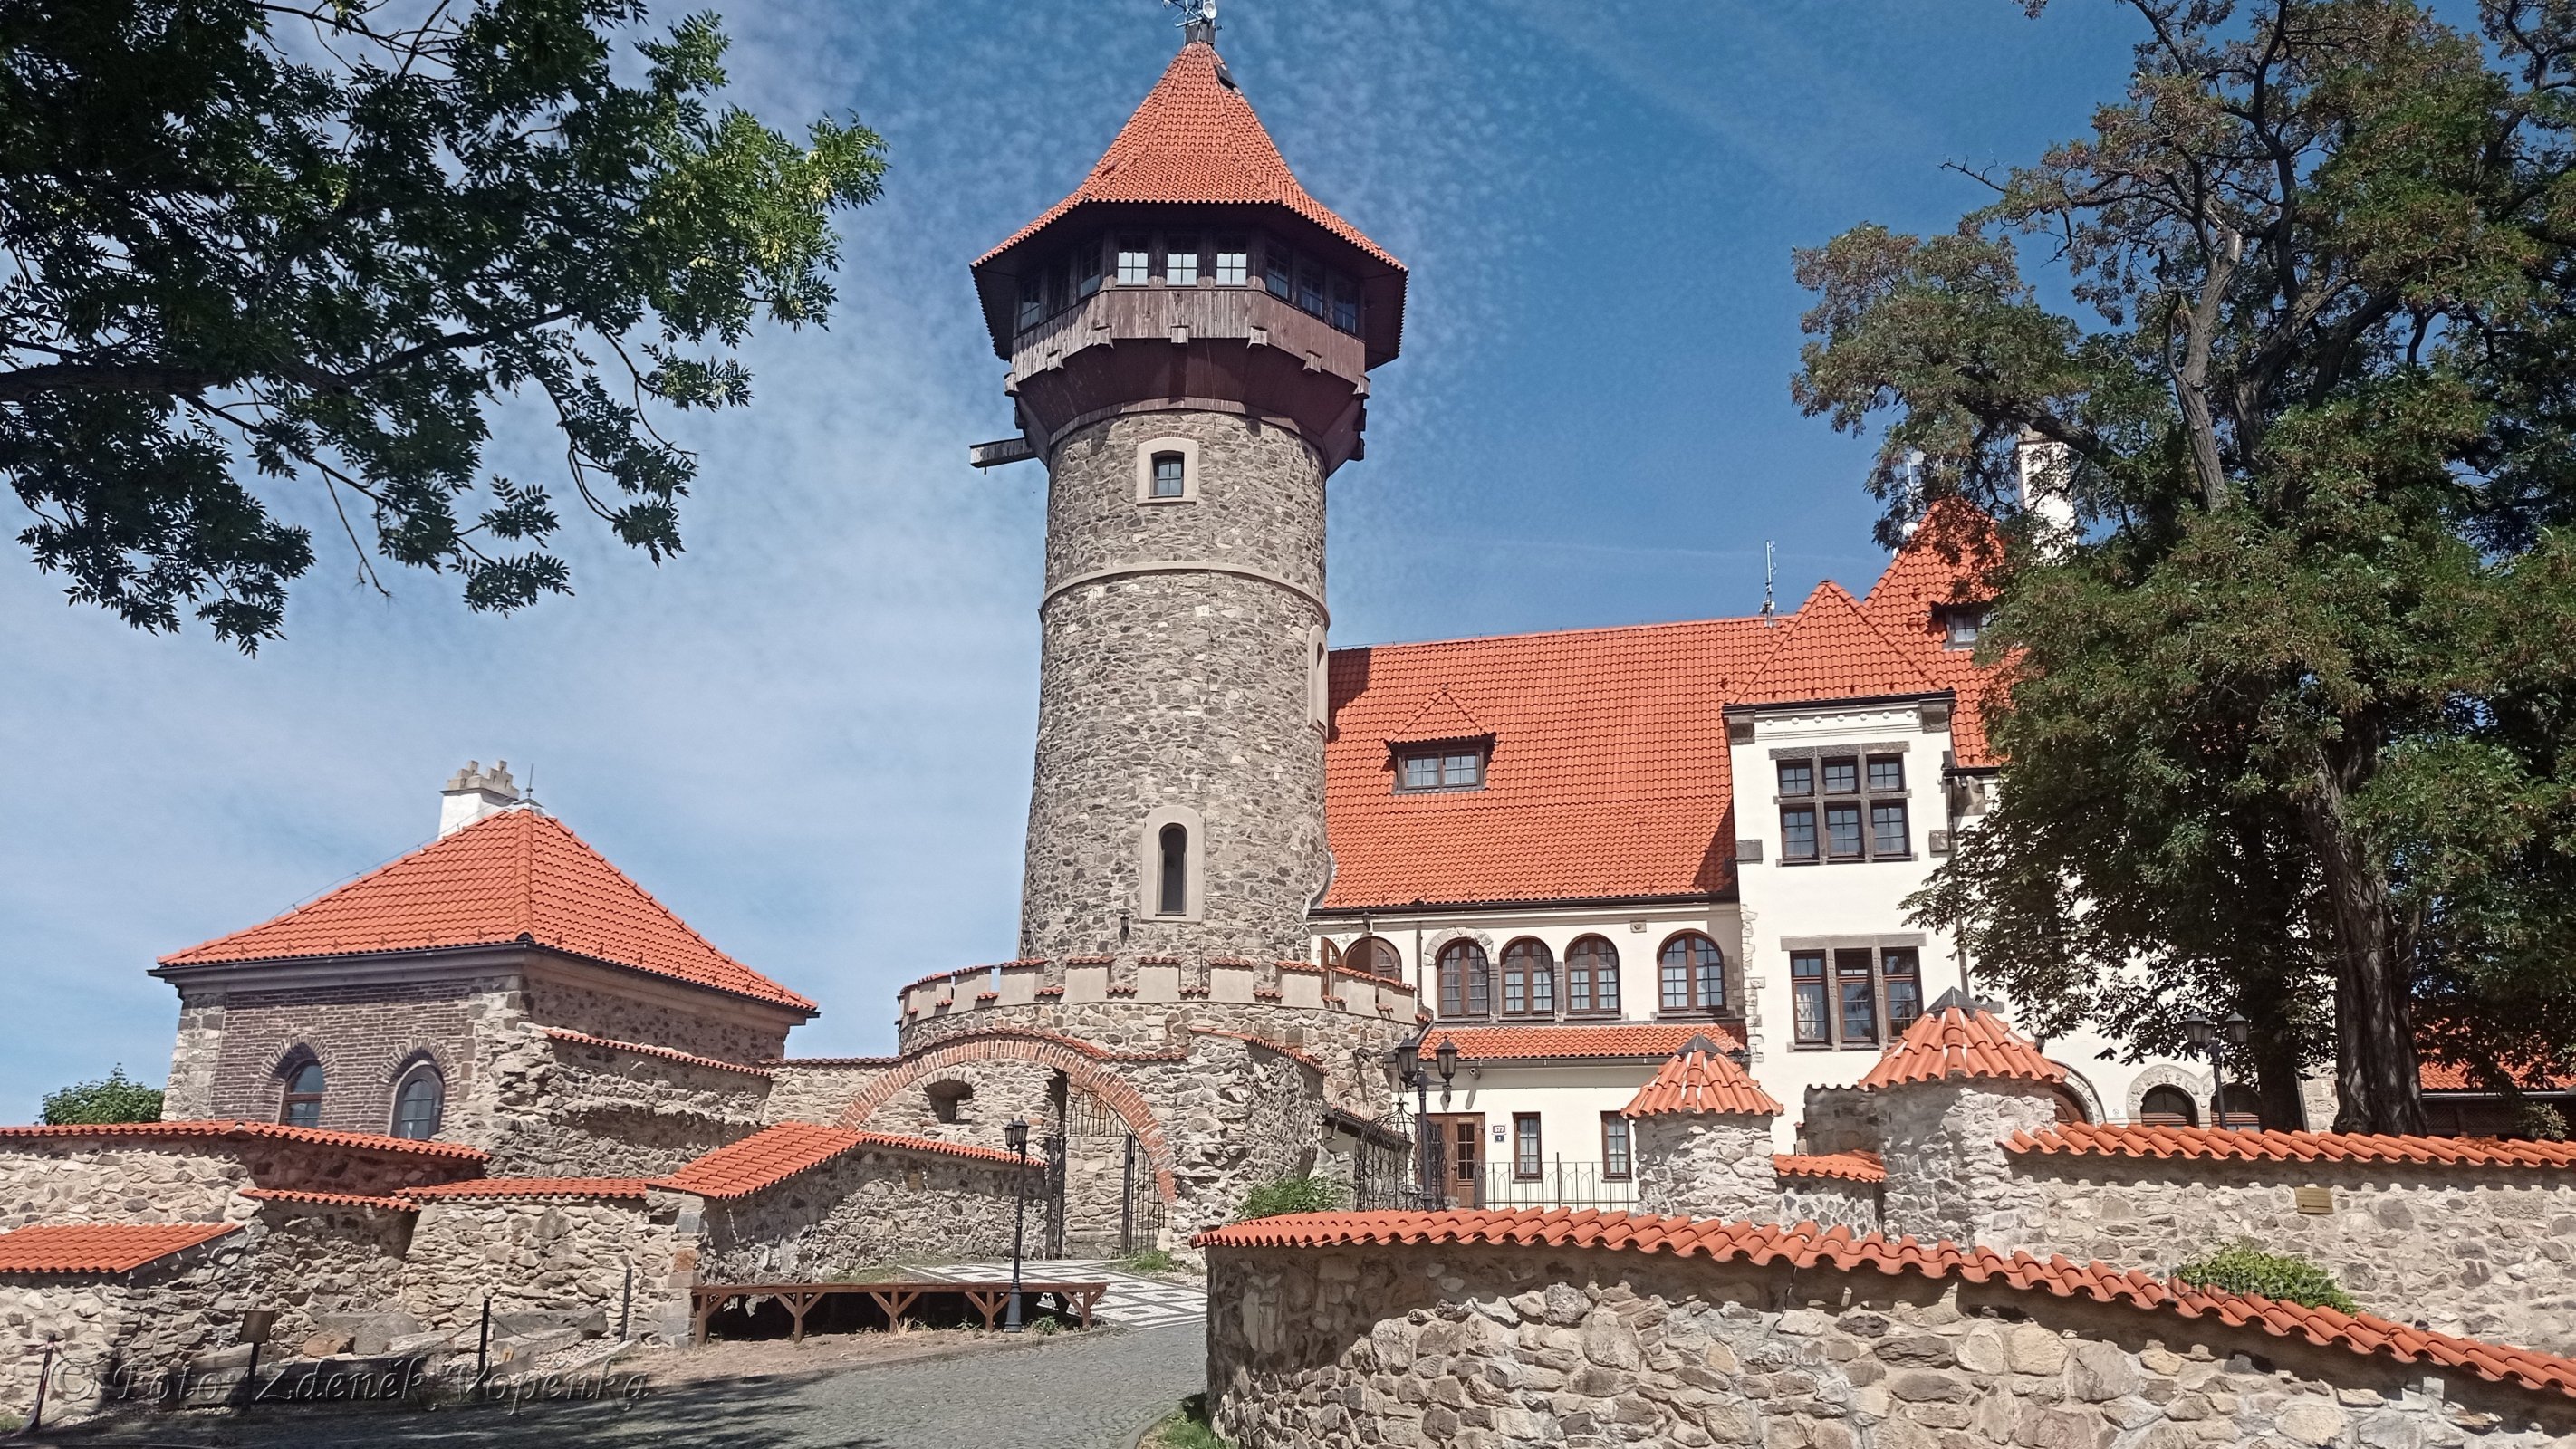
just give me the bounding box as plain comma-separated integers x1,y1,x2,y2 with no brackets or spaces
1118,1134,1168,1255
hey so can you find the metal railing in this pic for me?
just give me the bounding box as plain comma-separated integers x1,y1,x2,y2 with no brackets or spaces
1350,1130,1640,1213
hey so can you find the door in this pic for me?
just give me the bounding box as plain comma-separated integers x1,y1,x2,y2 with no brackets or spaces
1421,1113,1485,1208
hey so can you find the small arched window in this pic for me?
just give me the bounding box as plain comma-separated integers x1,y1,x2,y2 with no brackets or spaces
926,1080,975,1125
2215,1084,2262,1131
1657,933,1726,1013
279,1059,325,1127
2050,1083,2091,1126
1565,936,1621,1015
1158,823,1189,916
390,1064,444,1140
2139,1085,2199,1128
1499,939,1554,1017
1318,939,1344,970
1345,936,1402,979
1437,941,1490,1019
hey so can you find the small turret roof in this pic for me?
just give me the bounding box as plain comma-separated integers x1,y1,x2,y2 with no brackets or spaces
1856,990,2066,1090
1622,1034,1783,1118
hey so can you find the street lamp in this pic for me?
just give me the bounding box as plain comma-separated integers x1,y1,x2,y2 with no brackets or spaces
1004,1118,1031,1331
1391,1026,1436,1209
2179,1012,2255,1130
1434,1034,1458,1104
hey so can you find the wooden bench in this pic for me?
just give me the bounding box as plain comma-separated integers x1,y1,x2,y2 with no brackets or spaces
687,1281,1110,1344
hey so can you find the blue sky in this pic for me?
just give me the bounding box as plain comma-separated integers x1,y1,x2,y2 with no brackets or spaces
0,0,2141,1117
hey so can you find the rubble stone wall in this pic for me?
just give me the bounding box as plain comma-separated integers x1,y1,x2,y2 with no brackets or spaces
694,1147,1029,1281
1777,1176,1881,1233
239,1202,417,1349
475,1032,770,1176
763,1060,896,1126
898,994,1405,1112
1204,1240,2576,1449
1875,1079,2061,1246
521,976,793,1067
0,1232,256,1423
1629,1116,1775,1222
1998,1154,2576,1356
0,1138,475,1231
397,1194,688,1335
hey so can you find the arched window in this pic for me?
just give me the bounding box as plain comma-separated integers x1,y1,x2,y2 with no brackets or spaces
1318,939,1343,970
1565,936,1620,1015
1437,940,1490,1019
2215,1084,2263,1131
2139,1085,2199,1128
1344,936,1402,979
2050,1084,2091,1126
279,1058,325,1127
1499,939,1555,1017
1158,823,1188,916
390,1063,444,1139
1657,933,1726,1013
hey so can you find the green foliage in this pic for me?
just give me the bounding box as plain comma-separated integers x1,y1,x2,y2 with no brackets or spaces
1794,0,2576,1132
2175,1242,2360,1315
0,0,886,648
2516,1102,2570,1141
1116,1247,1179,1273
1235,1175,1343,1221
1144,1394,1232,1449
41,1066,165,1125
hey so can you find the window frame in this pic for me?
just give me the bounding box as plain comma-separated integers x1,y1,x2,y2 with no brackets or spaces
1790,951,1831,1046
1512,1113,1543,1180
1600,1112,1633,1180
1563,936,1621,1016
1774,745,1915,864
389,1061,444,1140
1655,932,1728,1016
1498,938,1555,1018
1392,744,1487,793
1787,943,1927,1051
1343,936,1402,980
1437,939,1492,1020
278,1056,325,1128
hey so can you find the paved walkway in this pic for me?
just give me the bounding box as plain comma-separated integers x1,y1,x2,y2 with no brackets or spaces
128,1323,1205,1449
909,1258,1208,1329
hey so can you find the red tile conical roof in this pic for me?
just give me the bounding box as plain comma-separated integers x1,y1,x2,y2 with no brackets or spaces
1622,1036,1783,1118
1737,581,1944,707
1856,995,2066,1090
159,810,814,1012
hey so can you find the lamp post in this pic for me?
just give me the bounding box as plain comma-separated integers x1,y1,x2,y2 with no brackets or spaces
1435,1034,1458,1107
1004,1118,1031,1332
2180,1012,2256,1130
1391,1027,1435,1209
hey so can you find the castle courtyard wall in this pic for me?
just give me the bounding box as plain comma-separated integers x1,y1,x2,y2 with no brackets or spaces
475,1032,771,1176
397,1193,688,1336
1203,1238,2576,1449
0,1137,479,1231
694,1147,1029,1282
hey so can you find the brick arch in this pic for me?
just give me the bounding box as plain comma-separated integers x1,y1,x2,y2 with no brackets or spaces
839,1032,1178,1202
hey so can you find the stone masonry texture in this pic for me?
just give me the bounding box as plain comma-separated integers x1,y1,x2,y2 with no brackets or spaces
1875,1078,2061,1247
1020,409,1329,964
1632,1116,1777,1223
1204,1241,2576,1448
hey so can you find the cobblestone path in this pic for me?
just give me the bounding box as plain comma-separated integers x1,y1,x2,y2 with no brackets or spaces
140,1323,1204,1449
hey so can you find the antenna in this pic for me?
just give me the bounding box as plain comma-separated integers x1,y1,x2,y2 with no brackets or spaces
1760,542,1777,623
1164,0,1218,43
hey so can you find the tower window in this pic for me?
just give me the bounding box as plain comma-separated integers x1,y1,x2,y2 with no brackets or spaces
390,1063,444,1139
1117,234,1152,285
1017,273,1045,331
1331,273,1362,333
279,1059,325,1127
1151,452,1186,498
1296,254,1327,316
1262,240,1293,300
1214,235,1249,285
1164,235,1199,285
1158,823,1188,916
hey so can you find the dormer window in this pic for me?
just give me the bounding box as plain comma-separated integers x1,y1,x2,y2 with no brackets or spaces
1398,747,1484,792
1941,604,1987,650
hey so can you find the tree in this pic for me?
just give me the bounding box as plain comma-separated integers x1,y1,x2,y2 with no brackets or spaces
41,1066,165,1124
1,0,886,648
1793,0,2576,1132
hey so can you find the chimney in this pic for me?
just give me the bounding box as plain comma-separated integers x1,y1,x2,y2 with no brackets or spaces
2015,428,2077,551
438,760,520,837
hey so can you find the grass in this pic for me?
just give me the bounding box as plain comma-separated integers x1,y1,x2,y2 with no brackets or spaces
1113,1247,1178,1273
1140,1394,1231,1449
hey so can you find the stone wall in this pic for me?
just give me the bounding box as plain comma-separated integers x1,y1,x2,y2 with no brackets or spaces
0,1137,478,1231
1875,1079,2060,1246
0,1230,255,1423
397,1193,689,1336
1778,1176,1880,1233
1020,409,1329,965
1630,1116,1776,1222
693,1146,1029,1281
475,1031,770,1176
521,975,793,1068
1203,1239,2576,1449
1998,1152,2576,1356
238,1200,417,1349
764,1060,895,1127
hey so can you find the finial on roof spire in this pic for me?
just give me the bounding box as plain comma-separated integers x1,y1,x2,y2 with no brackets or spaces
1165,0,1217,46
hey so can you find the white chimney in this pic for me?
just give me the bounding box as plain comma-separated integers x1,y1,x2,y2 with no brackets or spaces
437,760,520,837
2015,427,2077,552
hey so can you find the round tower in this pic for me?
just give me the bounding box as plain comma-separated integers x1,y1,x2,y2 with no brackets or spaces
970,24,1405,965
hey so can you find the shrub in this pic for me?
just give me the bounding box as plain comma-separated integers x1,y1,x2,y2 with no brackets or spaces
41,1066,163,1125
2173,1241,2358,1314
1235,1175,1343,1220
2514,1101,2569,1142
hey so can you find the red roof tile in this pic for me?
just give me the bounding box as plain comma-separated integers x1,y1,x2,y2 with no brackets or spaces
159,810,813,1012
2008,1123,2576,1169
0,1223,241,1273
654,1123,1030,1201
2420,1060,2576,1092
401,1177,652,1200
0,1119,488,1162
1773,1151,1887,1184
1623,1039,1782,1117
1855,1002,2066,1090
1433,1022,1745,1063
542,1028,774,1078
240,1186,417,1212
1860,501,2005,767
1192,1208,2576,1400
1737,581,1943,707
978,42,1397,273
1387,689,1486,746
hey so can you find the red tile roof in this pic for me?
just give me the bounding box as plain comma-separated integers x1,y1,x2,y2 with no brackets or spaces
1735,581,1942,707
654,1123,1030,1201
1855,1002,2066,1090
1773,1151,1887,1183
1622,1038,1782,1117
0,1223,241,1274
2008,1123,2576,1169
1320,523,2000,910
159,810,813,1012
240,1186,417,1212
0,1119,488,1162
1860,500,2005,767
2420,1060,2576,1092
977,42,1398,273
542,1028,774,1078
1432,1022,1745,1063
1192,1208,2576,1400
401,1177,652,1200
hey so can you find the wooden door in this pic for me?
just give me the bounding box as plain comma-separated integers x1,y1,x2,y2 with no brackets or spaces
1422,1113,1485,1208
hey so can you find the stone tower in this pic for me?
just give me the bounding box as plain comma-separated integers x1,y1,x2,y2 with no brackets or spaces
971,20,1405,964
